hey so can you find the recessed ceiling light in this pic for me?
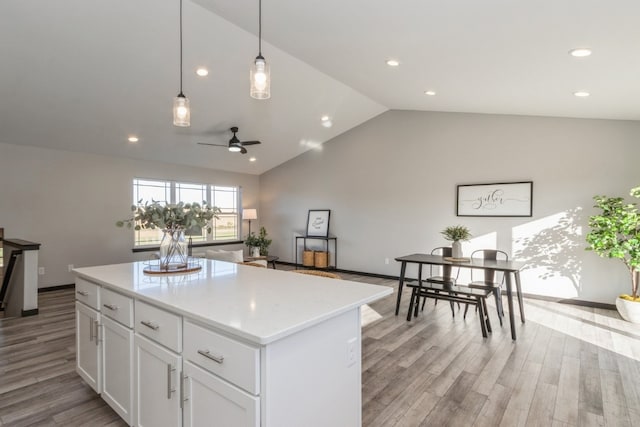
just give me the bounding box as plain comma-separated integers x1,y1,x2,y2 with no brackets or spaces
249,157,257,162
386,59,400,67
424,90,436,96
574,91,590,97
321,116,332,128
196,67,209,76
569,48,592,57
127,136,139,143
321,115,330,122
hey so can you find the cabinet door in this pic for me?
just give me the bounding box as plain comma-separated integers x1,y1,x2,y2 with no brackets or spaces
76,302,101,393
135,334,182,427
102,316,133,425
183,361,259,427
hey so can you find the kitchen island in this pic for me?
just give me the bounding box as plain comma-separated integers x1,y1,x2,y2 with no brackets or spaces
74,260,391,427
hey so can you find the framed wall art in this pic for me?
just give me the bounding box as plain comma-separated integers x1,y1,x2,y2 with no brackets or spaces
306,209,331,237
456,181,533,217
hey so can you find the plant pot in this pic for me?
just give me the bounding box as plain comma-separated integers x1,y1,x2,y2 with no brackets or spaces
616,296,640,323
251,247,261,257
451,240,463,259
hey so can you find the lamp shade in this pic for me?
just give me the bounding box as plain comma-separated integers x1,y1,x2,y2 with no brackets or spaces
243,209,257,220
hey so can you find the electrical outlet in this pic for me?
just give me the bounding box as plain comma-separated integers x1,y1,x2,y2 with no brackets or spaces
347,337,357,367
68,264,74,272
384,258,390,265
38,267,45,275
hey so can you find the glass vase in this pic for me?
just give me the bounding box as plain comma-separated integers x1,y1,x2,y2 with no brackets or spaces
159,228,188,270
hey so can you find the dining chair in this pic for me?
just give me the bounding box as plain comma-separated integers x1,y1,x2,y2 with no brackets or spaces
420,246,460,316
465,249,508,326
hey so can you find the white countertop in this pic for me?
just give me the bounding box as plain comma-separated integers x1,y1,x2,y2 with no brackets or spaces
74,260,392,345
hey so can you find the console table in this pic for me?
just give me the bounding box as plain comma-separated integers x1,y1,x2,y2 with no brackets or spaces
295,235,337,269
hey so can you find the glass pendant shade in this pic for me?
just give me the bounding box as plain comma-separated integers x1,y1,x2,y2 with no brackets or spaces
250,56,270,99
173,94,190,127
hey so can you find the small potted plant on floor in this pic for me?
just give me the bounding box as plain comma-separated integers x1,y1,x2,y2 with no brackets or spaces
441,225,472,258
586,186,640,322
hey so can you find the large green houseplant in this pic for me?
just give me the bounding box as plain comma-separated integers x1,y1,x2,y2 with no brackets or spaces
586,186,640,322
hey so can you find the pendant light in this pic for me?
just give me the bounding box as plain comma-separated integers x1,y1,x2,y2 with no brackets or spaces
250,0,270,99
173,0,190,126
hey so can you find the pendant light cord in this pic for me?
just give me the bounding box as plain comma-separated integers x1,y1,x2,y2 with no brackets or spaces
179,0,184,95
258,0,262,56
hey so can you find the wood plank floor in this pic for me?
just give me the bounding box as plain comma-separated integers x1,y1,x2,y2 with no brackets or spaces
1,271,639,426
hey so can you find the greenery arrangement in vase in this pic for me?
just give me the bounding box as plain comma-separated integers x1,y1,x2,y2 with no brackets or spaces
586,186,640,322
245,226,272,256
441,225,472,259
117,200,220,270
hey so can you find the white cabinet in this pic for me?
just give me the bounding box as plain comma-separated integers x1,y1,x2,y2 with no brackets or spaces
135,334,182,427
183,361,259,427
101,315,134,425
75,301,101,393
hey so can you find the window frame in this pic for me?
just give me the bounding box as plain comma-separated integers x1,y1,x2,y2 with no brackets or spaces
131,178,241,248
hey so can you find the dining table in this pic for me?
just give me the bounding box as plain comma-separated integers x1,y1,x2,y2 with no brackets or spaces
394,253,526,340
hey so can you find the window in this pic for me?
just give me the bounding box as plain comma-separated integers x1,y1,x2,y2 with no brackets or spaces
132,179,240,246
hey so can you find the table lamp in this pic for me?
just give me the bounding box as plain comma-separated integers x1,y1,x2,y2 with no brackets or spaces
243,209,257,236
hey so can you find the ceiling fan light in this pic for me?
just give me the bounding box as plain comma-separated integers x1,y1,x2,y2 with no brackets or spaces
250,56,271,99
229,145,242,152
173,93,190,127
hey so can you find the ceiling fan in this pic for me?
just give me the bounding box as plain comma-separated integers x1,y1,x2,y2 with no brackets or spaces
197,126,261,154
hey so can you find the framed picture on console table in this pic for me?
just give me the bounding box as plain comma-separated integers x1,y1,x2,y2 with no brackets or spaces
457,181,533,217
306,209,331,237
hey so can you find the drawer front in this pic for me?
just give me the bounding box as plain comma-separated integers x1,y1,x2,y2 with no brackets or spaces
75,278,100,310
134,301,182,353
100,287,133,328
184,320,259,395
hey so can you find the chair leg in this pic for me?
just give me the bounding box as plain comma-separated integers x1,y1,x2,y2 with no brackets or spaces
493,289,503,327
482,298,492,333
421,294,427,311
407,288,417,321
463,303,470,319
476,298,487,338
449,300,455,317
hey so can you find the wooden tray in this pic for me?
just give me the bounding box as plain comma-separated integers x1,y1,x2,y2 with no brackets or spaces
143,263,202,275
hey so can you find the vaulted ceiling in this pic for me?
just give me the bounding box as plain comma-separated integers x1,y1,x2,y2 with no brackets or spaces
2,1,638,174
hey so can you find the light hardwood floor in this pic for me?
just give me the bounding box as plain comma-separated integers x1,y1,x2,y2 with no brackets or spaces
1,271,639,426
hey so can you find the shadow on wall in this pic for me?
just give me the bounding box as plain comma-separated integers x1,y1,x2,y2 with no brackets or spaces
512,208,584,298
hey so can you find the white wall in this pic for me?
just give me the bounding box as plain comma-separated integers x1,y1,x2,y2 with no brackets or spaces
260,110,640,304
0,142,259,288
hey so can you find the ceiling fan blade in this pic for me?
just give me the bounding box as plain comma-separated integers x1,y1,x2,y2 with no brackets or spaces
240,146,248,154
197,142,228,148
240,140,261,146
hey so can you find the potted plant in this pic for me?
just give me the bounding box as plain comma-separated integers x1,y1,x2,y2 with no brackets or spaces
245,226,272,257
586,186,640,322
441,225,472,258
117,200,220,270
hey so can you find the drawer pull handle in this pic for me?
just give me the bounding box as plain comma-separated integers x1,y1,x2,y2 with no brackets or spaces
197,349,224,364
103,303,118,311
77,290,89,297
140,320,159,331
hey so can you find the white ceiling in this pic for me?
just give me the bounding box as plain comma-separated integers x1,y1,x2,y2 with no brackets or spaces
2,0,639,175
